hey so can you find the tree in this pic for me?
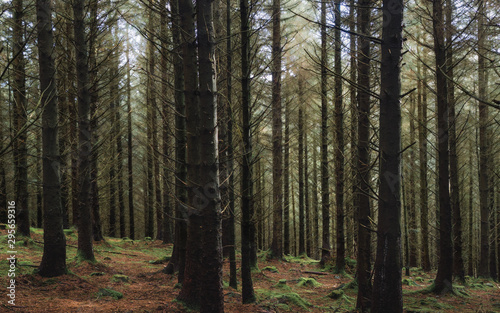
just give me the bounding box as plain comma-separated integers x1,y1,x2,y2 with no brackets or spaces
270,0,283,260
240,0,256,303
37,0,67,277
13,0,30,238
319,0,330,266
371,0,404,311
334,0,345,273
432,0,453,293
355,0,373,310
74,0,95,262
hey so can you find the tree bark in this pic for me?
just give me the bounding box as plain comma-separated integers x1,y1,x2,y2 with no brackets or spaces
298,80,306,256
37,0,67,277
13,0,30,238
371,0,404,311
240,0,256,303
74,0,95,262
355,0,372,310
319,0,330,265
270,0,283,260
432,0,453,293
334,0,345,272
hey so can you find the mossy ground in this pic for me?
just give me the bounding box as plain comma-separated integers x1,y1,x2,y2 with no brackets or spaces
1,228,499,312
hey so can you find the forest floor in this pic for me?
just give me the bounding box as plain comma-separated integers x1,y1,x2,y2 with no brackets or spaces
1,227,500,312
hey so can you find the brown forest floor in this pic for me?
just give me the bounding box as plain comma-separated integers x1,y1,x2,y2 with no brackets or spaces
1,227,500,312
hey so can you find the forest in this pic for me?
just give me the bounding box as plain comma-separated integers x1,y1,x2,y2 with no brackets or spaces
0,0,500,312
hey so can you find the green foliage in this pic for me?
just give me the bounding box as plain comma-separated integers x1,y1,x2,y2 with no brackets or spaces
96,288,123,300
415,276,425,282
283,254,319,265
296,277,322,288
149,255,171,264
90,272,105,276
144,237,153,241
327,289,344,299
402,278,419,286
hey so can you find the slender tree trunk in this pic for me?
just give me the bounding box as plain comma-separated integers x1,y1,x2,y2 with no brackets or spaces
284,87,290,256
126,43,135,240
36,133,42,228
13,0,30,237
37,0,66,276
109,59,117,238
477,0,490,278
270,0,283,260
433,0,453,293
468,138,475,276
89,0,103,242
371,0,404,310
334,0,345,272
319,0,330,265
305,129,311,257
240,0,256,303
298,82,305,256
312,138,319,259
355,0,372,310
446,0,464,281
160,0,173,244
408,95,417,268
418,59,431,272
74,0,95,262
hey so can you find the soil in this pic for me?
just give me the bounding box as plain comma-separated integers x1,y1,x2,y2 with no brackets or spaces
1,228,499,312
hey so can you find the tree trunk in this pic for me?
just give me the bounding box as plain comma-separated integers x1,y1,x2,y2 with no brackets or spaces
196,2,224,311
298,81,306,256
408,95,417,268
371,0,404,310
284,77,291,257
270,0,283,260
37,0,67,277
334,0,345,272
418,58,431,272
319,0,330,265
432,0,453,293
355,0,372,310
240,0,256,303
477,0,490,279
74,0,95,262
126,44,135,240
13,0,30,238
446,0,464,282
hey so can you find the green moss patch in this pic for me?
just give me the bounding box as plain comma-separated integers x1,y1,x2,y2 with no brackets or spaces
112,274,131,283
273,279,292,291
96,288,123,300
262,265,279,273
296,277,322,288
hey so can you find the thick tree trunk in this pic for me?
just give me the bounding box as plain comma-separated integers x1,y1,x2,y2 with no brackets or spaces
284,76,291,257
74,0,95,262
355,0,372,310
371,0,404,311
240,0,256,303
270,0,283,260
433,0,453,293
13,0,30,238
319,0,330,265
37,0,67,277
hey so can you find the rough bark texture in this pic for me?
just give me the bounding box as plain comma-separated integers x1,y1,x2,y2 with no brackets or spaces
284,90,290,256
334,0,345,272
270,0,283,260
73,0,95,262
240,0,256,303
298,84,305,256
196,2,224,311
477,0,490,279
37,0,67,277
371,0,404,311
433,0,453,293
355,0,372,310
126,45,135,240
319,0,330,265
177,0,201,307
446,0,464,281
418,60,431,272
13,0,30,238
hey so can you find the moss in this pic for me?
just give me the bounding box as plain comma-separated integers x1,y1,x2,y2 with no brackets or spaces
296,277,322,288
283,254,319,265
402,278,419,286
415,276,425,282
257,289,312,309
144,237,153,241
90,272,105,276
327,289,344,299
149,255,171,264
96,288,123,300
262,266,279,273
112,274,130,283
273,279,291,291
